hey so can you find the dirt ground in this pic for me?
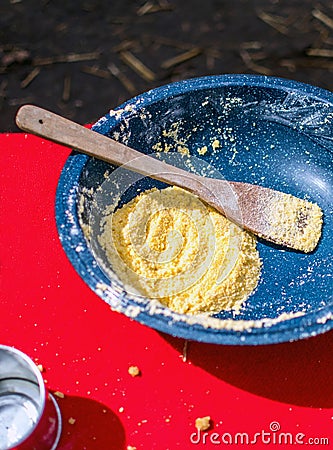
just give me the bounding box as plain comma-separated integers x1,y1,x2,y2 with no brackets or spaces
1,0,333,131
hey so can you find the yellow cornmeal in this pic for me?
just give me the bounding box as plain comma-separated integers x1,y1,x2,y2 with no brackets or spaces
197,145,208,155
98,187,261,315
267,193,323,253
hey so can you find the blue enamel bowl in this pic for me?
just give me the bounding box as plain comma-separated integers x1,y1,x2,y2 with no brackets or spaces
56,74,333,345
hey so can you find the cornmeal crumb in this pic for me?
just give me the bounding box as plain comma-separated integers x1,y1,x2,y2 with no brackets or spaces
197,145,207,155
53,391,65,399
177,145,190,156
195,416,211,431
68,417,76,425
127,446,137,450
212,139,220,151
128,365,140,377
37,364,44,373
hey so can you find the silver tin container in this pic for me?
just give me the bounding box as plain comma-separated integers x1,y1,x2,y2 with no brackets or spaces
0,345,62,450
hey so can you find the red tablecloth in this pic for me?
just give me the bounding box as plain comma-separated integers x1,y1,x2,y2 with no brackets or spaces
1,132,333,449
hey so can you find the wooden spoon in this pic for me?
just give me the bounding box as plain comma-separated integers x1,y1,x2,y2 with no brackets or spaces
16,104,323,252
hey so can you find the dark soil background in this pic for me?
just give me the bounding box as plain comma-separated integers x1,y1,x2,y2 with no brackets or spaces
1,0,333,131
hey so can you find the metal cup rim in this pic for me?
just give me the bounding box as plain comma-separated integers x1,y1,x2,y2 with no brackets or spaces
0,344,46,448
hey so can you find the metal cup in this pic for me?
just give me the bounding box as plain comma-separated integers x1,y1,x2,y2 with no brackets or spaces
0,345,62,450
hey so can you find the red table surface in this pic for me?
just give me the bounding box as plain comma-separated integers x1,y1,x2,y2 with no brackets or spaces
1,132,333,450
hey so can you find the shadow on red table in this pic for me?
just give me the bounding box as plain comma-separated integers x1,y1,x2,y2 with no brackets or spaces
54,395,125,450
164,330,333,408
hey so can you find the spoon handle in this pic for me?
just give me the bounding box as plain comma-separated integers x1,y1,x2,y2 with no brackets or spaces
16,104,204,192
15,105,323,252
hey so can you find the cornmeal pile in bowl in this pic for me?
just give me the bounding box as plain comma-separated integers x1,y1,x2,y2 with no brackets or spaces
98,186,262,315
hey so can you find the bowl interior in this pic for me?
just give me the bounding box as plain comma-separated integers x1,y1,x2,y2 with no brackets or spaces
58,75,333,344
